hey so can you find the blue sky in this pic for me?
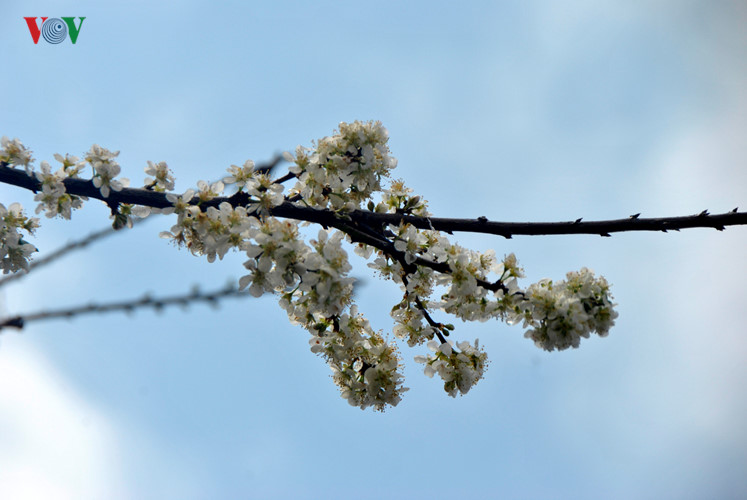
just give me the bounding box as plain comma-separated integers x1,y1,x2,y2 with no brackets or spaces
1,1,746,498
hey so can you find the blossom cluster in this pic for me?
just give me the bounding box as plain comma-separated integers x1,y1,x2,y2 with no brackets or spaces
159,198,252,263
366,202,615,389
514,268,619,351
0,121,619,410
159,188,408,409
0,136,34,172
287,120,397,211
243,222,406,410
374,222,615,348
85,144,129,198
415,339,488,397
144,161,176,192
307,307,406,410
33,160,86,219
0,202,39,274
223,160,283,212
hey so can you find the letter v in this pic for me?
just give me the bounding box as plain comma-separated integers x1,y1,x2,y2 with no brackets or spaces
24,17,48,44
61,17,85,44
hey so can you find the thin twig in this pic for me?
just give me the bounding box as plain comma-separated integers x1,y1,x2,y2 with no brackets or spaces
0,219,146,288
253,153,284,176
0,283,248,332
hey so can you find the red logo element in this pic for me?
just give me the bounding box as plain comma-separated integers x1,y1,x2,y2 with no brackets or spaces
23,17,48,44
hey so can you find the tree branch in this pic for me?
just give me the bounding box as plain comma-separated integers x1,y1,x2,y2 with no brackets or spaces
0,282,246,332
0,219,146,288
2,163,745,241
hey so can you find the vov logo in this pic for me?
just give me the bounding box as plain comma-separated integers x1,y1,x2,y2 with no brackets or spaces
24,17,86,45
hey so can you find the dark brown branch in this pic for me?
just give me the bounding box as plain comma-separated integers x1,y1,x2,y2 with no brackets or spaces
0,163,173,208
344,208,747,238
2,163,745,240
413,294,448,343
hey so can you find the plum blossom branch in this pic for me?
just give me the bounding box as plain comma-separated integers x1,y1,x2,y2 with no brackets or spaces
2,162,744,237
0,122,737,411
0,156,281,286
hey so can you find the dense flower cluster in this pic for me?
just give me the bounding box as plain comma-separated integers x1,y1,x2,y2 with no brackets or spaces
34,161,85,219
368,228,516,393
159,188,408,409
0,136,34,172
370,215,615,360
0,202,39,274
240,221,406,410
224,162,284,213
415,339,488,397
316,307,405,410
0,121,619,410
514,268,618,351
287,120,397,211
159,199,252,262
85,145,128,198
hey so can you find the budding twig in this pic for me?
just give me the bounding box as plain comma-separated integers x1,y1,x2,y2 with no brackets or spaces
0,219,146,288
0,283,246,332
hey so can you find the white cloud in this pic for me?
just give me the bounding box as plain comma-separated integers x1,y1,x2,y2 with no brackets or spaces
0,342,129,500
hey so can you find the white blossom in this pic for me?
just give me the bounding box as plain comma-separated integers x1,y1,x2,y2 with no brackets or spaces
288,120,397,210
0,136,34,172
144,161,175,192
53,153,85,177
223,160,255,188
244,174,284,214
415,339,488,397
517,268,618,351
310,307,407,411
86,144,128,198
0,202,39,274
380,179,428,216
33,161,83,219
195,180,224,203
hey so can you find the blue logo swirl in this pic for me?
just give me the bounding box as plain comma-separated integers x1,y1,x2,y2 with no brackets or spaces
41,18,67,44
